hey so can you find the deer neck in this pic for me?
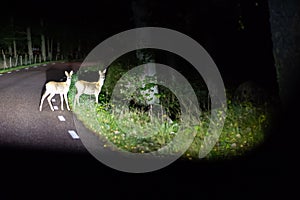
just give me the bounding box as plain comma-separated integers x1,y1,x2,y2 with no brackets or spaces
66,77,71,86
97,77,104,87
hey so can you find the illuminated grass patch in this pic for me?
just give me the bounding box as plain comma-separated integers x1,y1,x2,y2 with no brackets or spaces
69,73,272,160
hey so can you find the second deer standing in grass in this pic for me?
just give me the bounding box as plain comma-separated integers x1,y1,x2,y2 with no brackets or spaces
73,69,107,107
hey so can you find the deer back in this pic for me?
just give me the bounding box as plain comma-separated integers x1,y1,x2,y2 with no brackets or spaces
45,70,73,94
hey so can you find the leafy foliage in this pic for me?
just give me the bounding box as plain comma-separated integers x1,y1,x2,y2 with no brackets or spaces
69,68,272,160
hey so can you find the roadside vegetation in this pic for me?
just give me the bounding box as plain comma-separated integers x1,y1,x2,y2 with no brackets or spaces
68,60,276,160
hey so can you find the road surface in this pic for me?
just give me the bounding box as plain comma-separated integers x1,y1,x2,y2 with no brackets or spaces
0,62,85,153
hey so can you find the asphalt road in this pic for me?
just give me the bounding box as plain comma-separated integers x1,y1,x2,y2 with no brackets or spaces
0,62,106,196
0,62,85,153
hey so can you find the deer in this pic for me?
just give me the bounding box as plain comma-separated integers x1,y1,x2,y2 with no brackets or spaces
73,69,106,107
39,70,73,111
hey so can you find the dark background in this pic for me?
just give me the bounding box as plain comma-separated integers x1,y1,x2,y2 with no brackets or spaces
1,0,278,90
0,0,294,198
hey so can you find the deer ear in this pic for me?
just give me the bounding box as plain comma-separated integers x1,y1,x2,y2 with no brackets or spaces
70,70,73,76
65,71,68,76
102,68,107,74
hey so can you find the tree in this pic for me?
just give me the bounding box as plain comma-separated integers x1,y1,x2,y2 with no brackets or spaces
268,0,300,107
11,18,18,66
56,41,60,60
40,19,46,62
26,27,33,64
1,49,8,69
0,17,20,68
131,0,159,107
47,37,53,61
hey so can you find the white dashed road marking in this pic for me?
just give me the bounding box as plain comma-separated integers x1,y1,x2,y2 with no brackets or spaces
58,115,66,121
68,130,80,139
53,106,59,110
7,71,11,74
51,99,56,102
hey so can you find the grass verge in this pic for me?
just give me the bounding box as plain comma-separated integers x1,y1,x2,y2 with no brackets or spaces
68,72,274,160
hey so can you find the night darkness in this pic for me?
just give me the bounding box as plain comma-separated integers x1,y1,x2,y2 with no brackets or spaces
1,0,277,88
0,0,296,198
1,0,278,88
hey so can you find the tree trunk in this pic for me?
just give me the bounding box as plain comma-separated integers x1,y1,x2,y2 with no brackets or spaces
40,19,47,62
268,0,300,107
14,55,18,66
26,27,33,64
56,42,60,60
25,54,28,65
41,34,46,62
47,38,50,61
268,0,300,167
8,45,12,56
20,55,22,66
77,40,81,59
50,39,53,61
13,40,17,66
2,49,8,69
131,0,159,106
269,0,300,106
9,57,12,68
13,40,17,58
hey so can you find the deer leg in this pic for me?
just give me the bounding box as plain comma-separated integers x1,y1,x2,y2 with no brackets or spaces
74,93,80,107
39,91,50,111
73,95,76,108
73,91,78,108
76,94,80,106
47,93,56,111
64,93,70,111
95,93,99,104
60,94,64,110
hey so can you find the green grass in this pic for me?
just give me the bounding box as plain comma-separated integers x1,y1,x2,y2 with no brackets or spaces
185,101,269,160
68,72,273,160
